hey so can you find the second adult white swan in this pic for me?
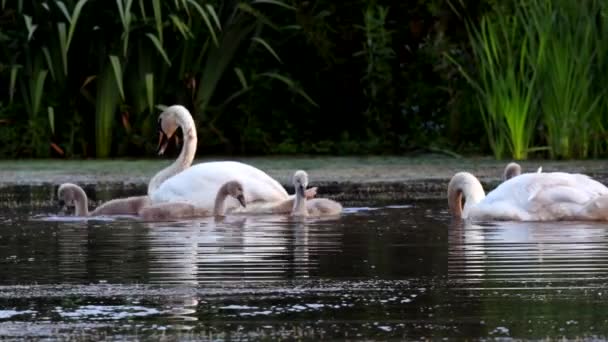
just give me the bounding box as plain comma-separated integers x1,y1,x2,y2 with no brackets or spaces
448,171,608,221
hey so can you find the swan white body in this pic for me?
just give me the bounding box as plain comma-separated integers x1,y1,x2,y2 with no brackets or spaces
449,172,608,221
150,161,289,211
148,105,293,212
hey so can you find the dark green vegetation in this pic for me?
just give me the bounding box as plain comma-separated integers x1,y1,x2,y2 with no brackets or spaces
0,0,605,159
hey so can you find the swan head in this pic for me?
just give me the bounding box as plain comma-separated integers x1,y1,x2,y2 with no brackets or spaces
293,170,308,196
447,172,485,219
157,105,192,155
57,183,82,208
502,162,522,181
224,180,246,207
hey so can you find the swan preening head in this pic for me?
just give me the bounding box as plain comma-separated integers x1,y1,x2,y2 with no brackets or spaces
57,183,88,216
447,172,486,219
157,105,195,155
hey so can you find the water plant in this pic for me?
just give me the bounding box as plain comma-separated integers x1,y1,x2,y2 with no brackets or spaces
523,0,604,159
1,0,306,157
449,7,538,160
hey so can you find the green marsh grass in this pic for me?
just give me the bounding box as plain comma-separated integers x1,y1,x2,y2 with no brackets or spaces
451,11,538,160
2,0,308,157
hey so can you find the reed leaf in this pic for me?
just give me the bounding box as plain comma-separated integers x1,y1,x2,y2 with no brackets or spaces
29,69,48,118
145,73,154,112
95,65,120,157
57,22,68,75
205,4,221,31
47,106,55,135
252,0,296,11
146,33,171,66
251,36,282,63
169,14,193,39
9,65,21,104
258,72,318,106
234,67,248,89
116,0,133,57
152,0,163,44
23,15,37,41
108,55,125,101
41,47,56,82
187,0,219,46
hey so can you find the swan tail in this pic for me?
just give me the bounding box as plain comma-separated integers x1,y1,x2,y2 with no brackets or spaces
577,195,608,220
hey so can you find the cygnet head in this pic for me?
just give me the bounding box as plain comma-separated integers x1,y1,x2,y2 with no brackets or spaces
293,170,309,196
57,183,80,208
156,105,191,155
224,180,246,207
502,162,522,181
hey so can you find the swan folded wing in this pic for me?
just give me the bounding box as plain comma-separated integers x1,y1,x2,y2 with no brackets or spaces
468,200,530,221
151,161,289,208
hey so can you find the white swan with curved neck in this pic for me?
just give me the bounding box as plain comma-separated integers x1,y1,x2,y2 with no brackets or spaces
68,105,198,216
147,104,198,195
448,171,608,221
148,107,315,211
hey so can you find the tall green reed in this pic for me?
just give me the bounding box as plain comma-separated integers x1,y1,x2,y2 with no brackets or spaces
2,0,304,157
525,0,604,159
450,10,539,160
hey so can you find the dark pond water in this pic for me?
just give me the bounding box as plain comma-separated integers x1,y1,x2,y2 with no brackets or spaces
1,185,608,340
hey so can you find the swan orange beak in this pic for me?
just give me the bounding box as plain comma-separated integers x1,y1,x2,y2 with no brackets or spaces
237,194,246,207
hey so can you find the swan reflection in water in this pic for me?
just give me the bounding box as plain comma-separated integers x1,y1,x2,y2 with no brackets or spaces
448,218,608,286
143,215,337,285
143,214,337,320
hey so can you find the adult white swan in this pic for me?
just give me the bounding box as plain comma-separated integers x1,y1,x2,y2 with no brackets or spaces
448,171,608,221
66,105,199,216
149,105,315,211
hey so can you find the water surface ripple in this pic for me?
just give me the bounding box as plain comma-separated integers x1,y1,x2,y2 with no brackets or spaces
1,188,608,339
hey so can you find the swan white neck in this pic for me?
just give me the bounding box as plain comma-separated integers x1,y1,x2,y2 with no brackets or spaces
292,186,308,216
448,172,485,218
148,109,198,196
